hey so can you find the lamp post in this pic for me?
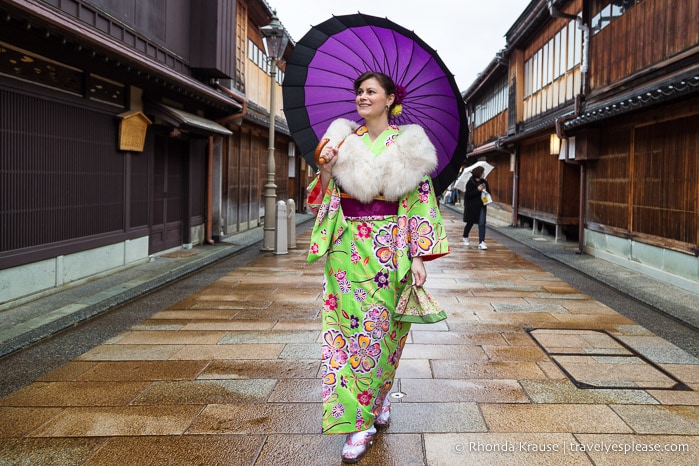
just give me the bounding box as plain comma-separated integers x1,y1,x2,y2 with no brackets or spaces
260,12,289,251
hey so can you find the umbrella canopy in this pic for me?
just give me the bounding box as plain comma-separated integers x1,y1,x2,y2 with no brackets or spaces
453,161,495,192
282,13,467,196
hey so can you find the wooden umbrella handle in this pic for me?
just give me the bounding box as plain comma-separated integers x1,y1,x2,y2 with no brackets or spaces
314,138,345,165
314,138,330,165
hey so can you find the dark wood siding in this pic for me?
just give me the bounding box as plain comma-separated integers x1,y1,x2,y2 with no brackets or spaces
487,155,513,212
590,0,699,89
587,111,698,250
0,88,126,261
189,0,237,78
518,138,579,226
632,116,698,244
472,112,508,147
587,127,631,230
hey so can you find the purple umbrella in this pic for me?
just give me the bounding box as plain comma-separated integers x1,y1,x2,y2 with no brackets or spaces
282,13,467,196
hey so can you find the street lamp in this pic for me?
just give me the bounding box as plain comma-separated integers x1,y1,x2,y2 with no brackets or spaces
260,11,289,251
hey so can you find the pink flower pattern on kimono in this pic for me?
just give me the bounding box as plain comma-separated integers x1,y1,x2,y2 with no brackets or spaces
357,390,373,406
356,222,372,240
322,330,349,370
388,332,409,366
331,403,345,418
322,371,336,401
324,293,339,311
364,306,391,339
355,407,365,430
408,216,435,257
374,220,407,269
353,287,368,302
348,333,380,372
350,242,361,264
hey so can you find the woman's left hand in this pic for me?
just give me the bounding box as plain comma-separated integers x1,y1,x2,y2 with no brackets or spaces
411,257,426,287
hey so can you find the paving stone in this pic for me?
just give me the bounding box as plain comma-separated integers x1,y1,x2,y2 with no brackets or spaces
432,360,549,380
399,379,529,403
482,345,549,362
180,320,277,331
647,388,699,405
36,361,97,381
0,438,105,465
231,306,320,321
84,435,264,465
411,331,508,346
28,405,203,437
424,433,593,465
149,309,240,320
268,378,319,402
520,380,659,404
481,404,634,433
190,300,273,310
168,343,284,360
383,402,487,433
77,344,184,361
402,344,489,361
657,364,699,383
609,405,699,435
257,433,425,466
278,343,321,359
186,403,320,434
133,379,277,405
219,330,319,344
74,360,208,381
115,330,227,345
0,381,151,407
199,359,319,380
395,358,433,378
0,407,63,437
574,433,698,466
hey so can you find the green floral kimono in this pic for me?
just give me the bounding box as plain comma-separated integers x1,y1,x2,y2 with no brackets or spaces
307,125,449,434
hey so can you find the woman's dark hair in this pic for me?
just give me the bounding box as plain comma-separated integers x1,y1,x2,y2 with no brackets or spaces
354,71,397,114
471,166,485,178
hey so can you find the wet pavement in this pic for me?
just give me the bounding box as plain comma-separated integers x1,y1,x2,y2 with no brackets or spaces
0,208,697,465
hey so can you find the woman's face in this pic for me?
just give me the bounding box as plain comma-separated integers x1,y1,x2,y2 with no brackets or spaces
355,77,394,121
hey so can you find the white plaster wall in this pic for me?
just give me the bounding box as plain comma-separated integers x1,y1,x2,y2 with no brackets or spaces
0,237,149,309
585,229,699,294
0,258,57,306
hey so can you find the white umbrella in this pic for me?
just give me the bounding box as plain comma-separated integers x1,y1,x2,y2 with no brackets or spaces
453,161,495,192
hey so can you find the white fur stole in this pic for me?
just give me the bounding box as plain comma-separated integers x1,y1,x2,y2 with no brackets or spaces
322,118,438,203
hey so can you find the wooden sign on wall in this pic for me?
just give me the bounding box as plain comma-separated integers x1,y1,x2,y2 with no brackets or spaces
117,111,152,152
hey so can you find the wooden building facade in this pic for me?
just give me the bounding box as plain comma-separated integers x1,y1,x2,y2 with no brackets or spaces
0,0,302,308
463,0,698,291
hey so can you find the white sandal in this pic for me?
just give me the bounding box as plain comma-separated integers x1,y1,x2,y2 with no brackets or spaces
374,399,391,428
341,426,377,463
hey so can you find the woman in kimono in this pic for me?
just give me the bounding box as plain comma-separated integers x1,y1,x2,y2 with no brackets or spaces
306,71,449,462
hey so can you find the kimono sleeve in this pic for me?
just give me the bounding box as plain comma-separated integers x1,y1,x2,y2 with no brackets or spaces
306,175,346,264
401,177,449,262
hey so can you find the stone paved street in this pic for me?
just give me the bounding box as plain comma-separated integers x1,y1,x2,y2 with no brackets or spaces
0,212,697,465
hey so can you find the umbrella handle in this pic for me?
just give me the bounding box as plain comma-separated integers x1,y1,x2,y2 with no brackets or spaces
314,138,345,165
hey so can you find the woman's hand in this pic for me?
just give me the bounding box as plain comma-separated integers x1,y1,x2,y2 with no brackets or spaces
319,146,339,192
411,256,426,287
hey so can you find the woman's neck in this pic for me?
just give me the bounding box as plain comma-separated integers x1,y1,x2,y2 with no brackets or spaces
364,117,390,141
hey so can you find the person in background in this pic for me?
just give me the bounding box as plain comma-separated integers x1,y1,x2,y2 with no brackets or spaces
461,165,490,250
307,71,449,463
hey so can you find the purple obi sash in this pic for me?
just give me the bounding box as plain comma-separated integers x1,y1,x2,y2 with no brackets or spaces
341,196,398,217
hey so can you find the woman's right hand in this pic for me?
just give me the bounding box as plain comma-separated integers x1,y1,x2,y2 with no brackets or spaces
320,146,339,167
319,146,339,190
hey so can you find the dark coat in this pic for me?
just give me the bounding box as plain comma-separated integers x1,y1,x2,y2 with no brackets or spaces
462,176,489,224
